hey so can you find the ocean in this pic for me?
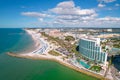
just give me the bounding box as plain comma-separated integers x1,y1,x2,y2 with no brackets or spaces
0,28,99,80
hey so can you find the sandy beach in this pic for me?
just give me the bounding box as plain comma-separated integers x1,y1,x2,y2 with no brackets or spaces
7,52,107,80
24,29,40,47
7,29,108,80
22,29,48,54
98,34,120,38
14,29,41,54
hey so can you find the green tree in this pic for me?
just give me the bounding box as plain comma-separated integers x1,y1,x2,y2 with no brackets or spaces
65,36,75,42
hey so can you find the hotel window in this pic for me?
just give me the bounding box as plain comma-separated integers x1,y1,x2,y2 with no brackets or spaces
103,53,105,62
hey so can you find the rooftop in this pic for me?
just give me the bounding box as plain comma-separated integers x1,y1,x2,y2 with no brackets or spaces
81,36,100,42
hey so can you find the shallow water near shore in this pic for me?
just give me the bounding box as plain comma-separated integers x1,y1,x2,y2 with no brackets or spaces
0,28,36,54
0,28,99,80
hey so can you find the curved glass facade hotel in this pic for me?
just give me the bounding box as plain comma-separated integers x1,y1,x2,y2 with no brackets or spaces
79,37,107,64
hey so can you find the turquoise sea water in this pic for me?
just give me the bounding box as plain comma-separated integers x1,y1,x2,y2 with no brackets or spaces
0,28,99,80
0,28,35,54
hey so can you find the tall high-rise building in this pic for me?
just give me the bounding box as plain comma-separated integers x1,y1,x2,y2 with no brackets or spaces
79,37,107,64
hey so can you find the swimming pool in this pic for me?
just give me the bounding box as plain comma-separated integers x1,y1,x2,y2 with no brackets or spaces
79,60,91,69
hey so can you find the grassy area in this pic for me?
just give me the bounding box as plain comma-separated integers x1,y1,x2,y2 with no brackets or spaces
41,32,79,54
102,38,120,48
90,65,102,72
113,44,120,48
48,50,61,56
112,38,120,48
41,32,66,47
70,44,79,54
65,36,75,42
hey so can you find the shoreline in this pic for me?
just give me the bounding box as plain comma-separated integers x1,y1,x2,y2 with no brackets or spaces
17,29,43,54
7,52,107,80
22,29,40,53
13,29,40,54
24,29,40,47
7,29,108,80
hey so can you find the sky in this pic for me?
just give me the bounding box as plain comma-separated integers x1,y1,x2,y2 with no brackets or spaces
0,0,120,28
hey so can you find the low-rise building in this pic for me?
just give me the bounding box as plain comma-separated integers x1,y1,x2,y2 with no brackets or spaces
48,29,63,38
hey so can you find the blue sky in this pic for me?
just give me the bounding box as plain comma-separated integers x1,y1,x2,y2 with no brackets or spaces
0,0,120,28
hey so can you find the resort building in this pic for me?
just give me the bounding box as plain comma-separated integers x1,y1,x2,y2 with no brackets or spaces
79,37,108,64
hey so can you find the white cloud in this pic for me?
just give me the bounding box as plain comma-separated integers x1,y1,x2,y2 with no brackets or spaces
98,4,106,7
108,8,113,10
93,17,120,27
57,15,79,20
103,0,116,3
97,16,120,21
115,3,120,6
98,0,116,3
49,1,96,16
48,0,99,27
57,1,75,8
21,12,52,18
48,1,98,27
21,0,120,28
38,18,43,22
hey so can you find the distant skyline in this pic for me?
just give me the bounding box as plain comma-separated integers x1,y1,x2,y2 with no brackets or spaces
0,0,120,28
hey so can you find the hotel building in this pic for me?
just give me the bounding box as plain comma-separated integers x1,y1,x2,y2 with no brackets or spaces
79,37,108,64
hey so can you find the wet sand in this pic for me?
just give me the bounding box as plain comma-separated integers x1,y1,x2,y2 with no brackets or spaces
7,52,108,80
17,29,41,54
7,29,108,80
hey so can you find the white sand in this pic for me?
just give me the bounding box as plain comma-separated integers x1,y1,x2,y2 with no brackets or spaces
8,29,106,80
